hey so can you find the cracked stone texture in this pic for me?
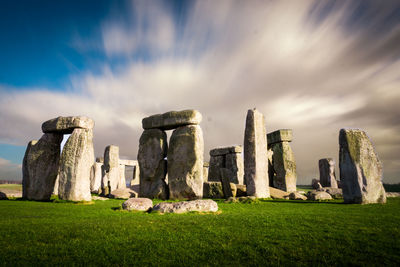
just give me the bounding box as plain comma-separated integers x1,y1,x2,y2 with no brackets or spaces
339,129,386,204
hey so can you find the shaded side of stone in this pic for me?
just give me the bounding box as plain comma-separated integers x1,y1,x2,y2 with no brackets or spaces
137,129,168,200
22,134,63,200
319,158,338,188
203,182,224,199
267,129,292,145
269,142,297,192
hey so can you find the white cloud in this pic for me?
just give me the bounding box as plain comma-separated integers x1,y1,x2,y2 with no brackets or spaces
1,0,399,184
0,158,22,181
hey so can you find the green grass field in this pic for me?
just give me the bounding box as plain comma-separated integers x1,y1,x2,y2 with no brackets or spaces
1,196,399,266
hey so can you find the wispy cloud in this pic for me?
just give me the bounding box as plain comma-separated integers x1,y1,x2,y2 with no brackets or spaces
1,0,399,183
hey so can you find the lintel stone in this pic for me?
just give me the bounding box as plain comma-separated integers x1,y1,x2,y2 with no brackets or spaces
42,116,94,134
142,110,202,130
267,129,292,145
209,145,242,156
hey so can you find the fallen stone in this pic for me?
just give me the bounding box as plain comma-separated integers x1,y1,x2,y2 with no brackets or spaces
92,196,109,201
22,134,63,201
122,198,153,211
289,192,307,200
244,109,269,198
312,179,320,189
42,116,94,134
142,110,202,130
319,158,338,188
110,188,138,199
210,146,242,156
325,187,343,199
203,181,224,199
168,125,204,199
269,187,289,199
269,141,297,192
58,128,94,201
306,190,333,201
339,129,386,204
386,192,400,198
267,129,292,145
138,129,168,200
152,199,218,214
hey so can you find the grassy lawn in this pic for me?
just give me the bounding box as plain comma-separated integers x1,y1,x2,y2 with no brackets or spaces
0,197,399,266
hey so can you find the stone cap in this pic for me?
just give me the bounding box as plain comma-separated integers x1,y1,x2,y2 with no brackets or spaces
119,159,138,166
210,145,242,156
42,116,94,134
142,110,202,130
267,129,292,145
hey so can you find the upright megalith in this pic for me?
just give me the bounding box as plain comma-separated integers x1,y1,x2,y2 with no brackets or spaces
267,129,297,192
90,158,103,193
137,129,168,199
208,146,244,184
168,125,204,199
339,129,386,204
101,145,123,194
319,158,338,188
58,128,94,201
244,109,270,198
22,134,63,200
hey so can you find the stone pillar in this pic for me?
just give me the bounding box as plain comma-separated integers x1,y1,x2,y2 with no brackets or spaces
22,133,63,200
101,145,122,194
319,158,338,188
244,109,269,198
267,129,297,193
90,161,103,193
137,129,168,199
208,146,243,184
58,128,94,201
168,125,204,199
339,129,386,204
203,162,209,182
118,164,126,189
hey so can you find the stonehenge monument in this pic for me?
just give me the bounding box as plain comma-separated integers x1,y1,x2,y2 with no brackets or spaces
267,129,297,192
138,110,204,200
319,158,338,188
244,108,270,198
339,129,386,204
90,158,103,194
208,146,244,184
23,116,95,201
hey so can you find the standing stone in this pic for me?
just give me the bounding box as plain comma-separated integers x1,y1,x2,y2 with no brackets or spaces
22,134,63,200
58,128,94,201
208,146,244,184
208,155,224,182
118,164,127,189
226,153,244,184
244,109,269,198
53,174,59,195
267,129,297,193
168,125,204,199
203,162,209,182
319,158,338,188
137,129,168,199
220,168,234,198
101,145,121,193
90,162,103,193
339,129,386,204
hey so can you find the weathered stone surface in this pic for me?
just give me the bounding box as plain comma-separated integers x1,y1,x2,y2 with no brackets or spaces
325,187,343,199
203,163,209,182
117,165,127,189
58,128,94,201
269,141,297,192
168,125,204,199
138,129,168,199
101,145,122,192
152,199,218,214
53,174,59,195
90,162,103,193
42,116,94,134
267,129,292,145
269,187,289,199
208,155,224,182
220,168,234,198
289,192,307,200
225,153,244,184
130,165,140,186
339,129,386,204
142,110,202,130
122,198,153,211
210,146,242,156
22,134,63,200
319,158,338,188
386,192,400,198
203,182,224,199
306,190,332,201
244,109,269,198
236,184,247,197
110,188,138,199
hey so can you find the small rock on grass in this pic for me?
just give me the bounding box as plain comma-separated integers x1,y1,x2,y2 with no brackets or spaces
152,199,218,214
122,198,153,211
289,192,307,200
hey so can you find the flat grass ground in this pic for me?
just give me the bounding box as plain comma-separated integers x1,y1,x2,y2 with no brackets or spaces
0,195,399,266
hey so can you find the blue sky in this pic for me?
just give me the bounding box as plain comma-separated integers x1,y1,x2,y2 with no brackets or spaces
0,0,400,183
